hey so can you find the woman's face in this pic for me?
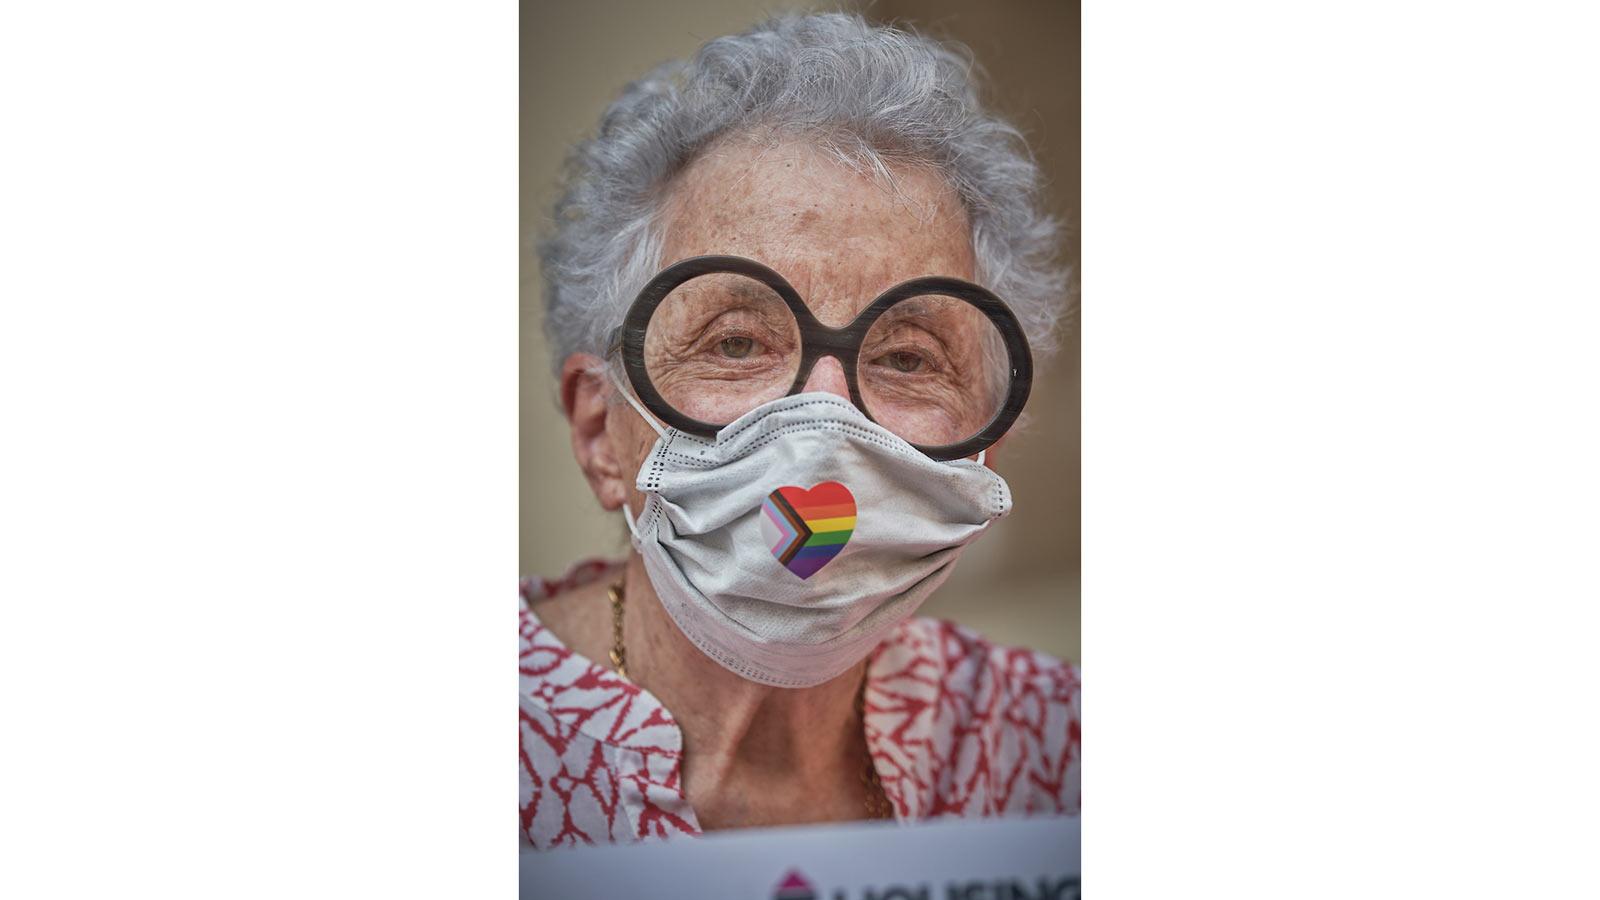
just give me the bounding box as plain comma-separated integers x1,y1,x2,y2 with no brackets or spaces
606,136,978,518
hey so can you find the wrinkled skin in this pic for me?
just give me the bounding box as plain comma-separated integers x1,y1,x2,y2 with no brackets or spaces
538,135,982,831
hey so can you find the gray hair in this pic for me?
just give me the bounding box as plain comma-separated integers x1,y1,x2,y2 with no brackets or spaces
539,11,1071,378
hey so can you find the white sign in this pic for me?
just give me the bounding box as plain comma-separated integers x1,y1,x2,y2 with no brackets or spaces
521,814,1079,900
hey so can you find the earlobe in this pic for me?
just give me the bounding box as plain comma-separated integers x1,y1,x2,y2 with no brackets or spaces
560,354,628,511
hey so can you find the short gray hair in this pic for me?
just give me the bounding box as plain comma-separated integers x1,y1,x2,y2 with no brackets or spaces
539,12,1071,377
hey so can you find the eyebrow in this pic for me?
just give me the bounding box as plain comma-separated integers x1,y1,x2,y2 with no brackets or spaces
687,277,774,305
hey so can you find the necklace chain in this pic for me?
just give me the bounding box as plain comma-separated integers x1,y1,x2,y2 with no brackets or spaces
606,578,891,821
606,580,628,680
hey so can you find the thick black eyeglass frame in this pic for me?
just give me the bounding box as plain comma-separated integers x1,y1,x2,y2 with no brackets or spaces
605,255,1034,461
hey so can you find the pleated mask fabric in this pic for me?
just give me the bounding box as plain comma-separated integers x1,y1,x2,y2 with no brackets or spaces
618,388,1012,688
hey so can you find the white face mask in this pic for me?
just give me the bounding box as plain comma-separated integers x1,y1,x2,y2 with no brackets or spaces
615,381,1013,688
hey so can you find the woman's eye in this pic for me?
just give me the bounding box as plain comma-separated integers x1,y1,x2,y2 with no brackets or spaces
718,336,757,358
875,350,925,373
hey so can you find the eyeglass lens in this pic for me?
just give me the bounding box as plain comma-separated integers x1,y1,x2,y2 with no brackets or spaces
642,272,1010,447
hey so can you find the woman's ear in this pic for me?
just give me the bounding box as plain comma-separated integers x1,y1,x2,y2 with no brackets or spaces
560,354,628,511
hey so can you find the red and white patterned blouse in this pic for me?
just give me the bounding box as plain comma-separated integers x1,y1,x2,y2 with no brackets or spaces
519,559,1081,848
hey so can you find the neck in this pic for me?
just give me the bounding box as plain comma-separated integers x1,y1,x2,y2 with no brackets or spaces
618,555,870,825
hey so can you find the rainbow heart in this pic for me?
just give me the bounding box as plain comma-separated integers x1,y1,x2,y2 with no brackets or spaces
758,482,856,579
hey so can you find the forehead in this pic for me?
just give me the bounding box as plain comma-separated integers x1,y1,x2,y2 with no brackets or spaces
656,136,975,319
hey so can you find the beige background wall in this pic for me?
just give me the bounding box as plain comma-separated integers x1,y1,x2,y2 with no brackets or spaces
521,1,1080,662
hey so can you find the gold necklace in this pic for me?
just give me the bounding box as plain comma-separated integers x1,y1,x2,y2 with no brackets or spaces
606,579,891,820
606,580,630,680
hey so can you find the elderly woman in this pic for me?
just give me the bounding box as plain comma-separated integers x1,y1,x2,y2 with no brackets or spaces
521,13,1079,847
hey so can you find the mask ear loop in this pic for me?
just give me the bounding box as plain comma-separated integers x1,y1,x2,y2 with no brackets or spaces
604,368,668,439
621,498,644,545
974,449,987,466
598,365,665,544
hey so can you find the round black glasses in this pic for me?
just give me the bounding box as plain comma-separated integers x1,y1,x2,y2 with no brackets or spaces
606,255,1033,461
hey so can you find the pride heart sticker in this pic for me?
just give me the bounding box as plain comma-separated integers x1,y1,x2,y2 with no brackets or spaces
758,482,856,579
